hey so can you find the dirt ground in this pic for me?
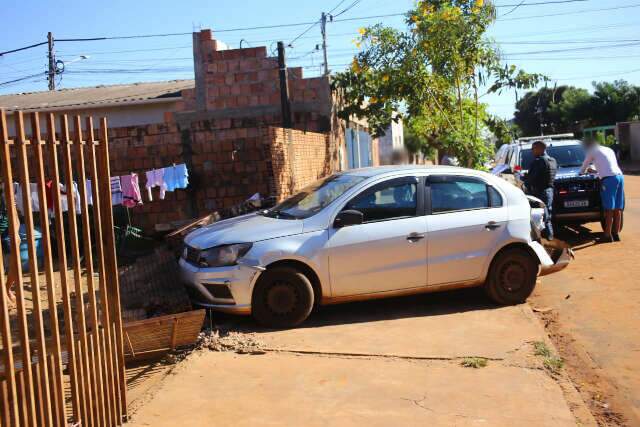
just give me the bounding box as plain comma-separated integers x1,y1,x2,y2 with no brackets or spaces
530,174,640,426
128,289,596,426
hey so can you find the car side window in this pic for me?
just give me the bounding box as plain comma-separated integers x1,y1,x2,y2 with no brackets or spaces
429,176,501,213
345,177,418,223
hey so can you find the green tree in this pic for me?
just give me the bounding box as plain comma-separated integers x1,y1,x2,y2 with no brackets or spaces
514,86,572,136
485,115,519,148
589,80,640,125
332,0,545,168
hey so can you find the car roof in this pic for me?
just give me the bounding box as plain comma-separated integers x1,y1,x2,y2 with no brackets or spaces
340,165,484,178
515,139,583,150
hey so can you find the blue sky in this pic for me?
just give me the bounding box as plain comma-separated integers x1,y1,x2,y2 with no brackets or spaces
1,0,639,119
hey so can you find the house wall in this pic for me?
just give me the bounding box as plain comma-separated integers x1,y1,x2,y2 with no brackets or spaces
1,100,184,135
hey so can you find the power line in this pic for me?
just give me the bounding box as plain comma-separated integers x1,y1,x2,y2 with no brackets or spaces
505,42,640,55
331,0,364,18
499,3,640,21
0,72,45,87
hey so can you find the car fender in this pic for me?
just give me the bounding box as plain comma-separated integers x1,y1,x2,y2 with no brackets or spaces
245,230,330,297
480,237,554,281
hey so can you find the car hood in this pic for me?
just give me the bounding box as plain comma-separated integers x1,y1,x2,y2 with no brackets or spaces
184,213,303,249
555,166,583,179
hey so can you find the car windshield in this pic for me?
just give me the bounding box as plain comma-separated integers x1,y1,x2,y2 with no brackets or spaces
520,145,586,169
260,174,366,220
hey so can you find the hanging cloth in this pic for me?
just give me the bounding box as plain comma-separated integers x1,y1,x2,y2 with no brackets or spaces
164,163,189,192
111,176,123,206
121,173,143,208
145,168,167,201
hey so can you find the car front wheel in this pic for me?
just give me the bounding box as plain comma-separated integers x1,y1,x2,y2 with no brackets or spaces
484,248,538,305
251,267,314,328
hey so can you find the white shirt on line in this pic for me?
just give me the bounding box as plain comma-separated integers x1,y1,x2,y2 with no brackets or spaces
579,145,622,178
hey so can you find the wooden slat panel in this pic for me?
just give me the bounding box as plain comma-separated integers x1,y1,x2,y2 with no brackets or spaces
0,110,37,427
74,115,107,427
86,119,118,427
0,113,19,427
14,110,54,426
31,111,67,426
97,118,127,422
59,114,94,426
45,112,83,424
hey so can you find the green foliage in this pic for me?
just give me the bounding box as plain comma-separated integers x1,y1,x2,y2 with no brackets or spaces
515,80,640,137
485,115,519,148
332,0,545,168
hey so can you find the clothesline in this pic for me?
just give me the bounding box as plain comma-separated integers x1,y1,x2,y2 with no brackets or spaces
1,162,190,215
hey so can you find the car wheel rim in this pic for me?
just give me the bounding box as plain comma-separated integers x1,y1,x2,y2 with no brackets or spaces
499,260,526,293
265,282,299,316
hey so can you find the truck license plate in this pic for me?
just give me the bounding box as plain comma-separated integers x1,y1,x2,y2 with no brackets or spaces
564,200,589,208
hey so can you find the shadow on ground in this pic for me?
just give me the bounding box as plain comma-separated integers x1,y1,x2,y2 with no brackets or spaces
209,286,497,333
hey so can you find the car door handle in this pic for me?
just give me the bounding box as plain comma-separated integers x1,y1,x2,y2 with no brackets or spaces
485,221,501,230
406,232,425,242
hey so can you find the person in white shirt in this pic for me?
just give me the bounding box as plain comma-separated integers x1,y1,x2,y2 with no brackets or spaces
580,138,625,242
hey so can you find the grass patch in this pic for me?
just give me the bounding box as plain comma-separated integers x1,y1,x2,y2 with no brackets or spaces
533,341,563,374
460,357,488,369
543,356,564,374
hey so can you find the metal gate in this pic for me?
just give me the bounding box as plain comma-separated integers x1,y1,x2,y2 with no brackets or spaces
0,110,127,426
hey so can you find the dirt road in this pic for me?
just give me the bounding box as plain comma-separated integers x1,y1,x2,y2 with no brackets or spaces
531,174,640,426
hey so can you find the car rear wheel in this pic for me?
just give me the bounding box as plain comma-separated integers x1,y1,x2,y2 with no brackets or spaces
484,248,538,305
252,267,314,328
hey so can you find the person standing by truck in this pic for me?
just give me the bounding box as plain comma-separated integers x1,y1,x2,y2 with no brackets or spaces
525,140,558,240
580,138,625,242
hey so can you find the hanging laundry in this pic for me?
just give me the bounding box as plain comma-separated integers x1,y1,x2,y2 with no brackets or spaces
121,173,143,208
111,176,123,206
85,180,94,206
60,182,82,213
145,168,167,202
14,183,40,215
164,163,189,192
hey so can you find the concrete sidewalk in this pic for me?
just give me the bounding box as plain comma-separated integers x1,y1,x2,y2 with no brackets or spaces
128,289,596,426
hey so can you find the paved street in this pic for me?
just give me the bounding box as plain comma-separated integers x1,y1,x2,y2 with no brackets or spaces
129,290,594,426
531,174,640,425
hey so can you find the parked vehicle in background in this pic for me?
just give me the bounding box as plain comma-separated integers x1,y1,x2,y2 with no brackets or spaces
180,166,571,328
496,135,619,228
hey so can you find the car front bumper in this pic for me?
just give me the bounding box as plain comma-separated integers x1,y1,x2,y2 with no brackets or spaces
179,258,261,315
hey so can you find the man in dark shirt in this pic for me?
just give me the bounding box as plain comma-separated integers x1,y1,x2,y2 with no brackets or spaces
525,140,557,240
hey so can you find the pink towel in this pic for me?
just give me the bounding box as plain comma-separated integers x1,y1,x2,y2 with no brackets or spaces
121,173,142,208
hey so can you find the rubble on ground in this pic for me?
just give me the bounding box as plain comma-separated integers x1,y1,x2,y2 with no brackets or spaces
197,328,266,355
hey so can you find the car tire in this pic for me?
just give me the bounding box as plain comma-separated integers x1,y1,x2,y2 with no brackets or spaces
251,267,314,328
484,248,538,305
600,211,624,232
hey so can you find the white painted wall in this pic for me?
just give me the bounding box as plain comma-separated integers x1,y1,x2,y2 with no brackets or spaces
378,118,404,165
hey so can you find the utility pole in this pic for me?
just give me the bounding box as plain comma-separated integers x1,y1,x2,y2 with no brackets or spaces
320,12,329,76
277,41,293,128
47,32,55,91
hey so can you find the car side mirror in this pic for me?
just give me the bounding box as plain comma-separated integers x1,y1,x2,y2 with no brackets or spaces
334,210,364,228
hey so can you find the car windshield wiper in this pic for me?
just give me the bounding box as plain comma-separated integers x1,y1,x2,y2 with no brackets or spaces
262,209,298,219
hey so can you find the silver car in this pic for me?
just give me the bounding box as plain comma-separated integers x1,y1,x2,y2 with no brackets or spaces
180,166,570,328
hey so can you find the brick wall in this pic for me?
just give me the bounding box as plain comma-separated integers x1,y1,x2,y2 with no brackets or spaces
268,127,334,200
108,118,334,231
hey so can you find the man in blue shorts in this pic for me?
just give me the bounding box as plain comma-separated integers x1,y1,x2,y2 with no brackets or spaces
580,138,625,242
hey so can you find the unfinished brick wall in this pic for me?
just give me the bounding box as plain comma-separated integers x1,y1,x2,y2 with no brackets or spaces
186,30,332,133
268,127,334,200
107,119,334,231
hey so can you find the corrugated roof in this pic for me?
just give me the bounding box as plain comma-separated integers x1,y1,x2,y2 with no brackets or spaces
0,80,194,112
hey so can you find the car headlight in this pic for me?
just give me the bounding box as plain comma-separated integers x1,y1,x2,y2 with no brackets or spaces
198,243,253,268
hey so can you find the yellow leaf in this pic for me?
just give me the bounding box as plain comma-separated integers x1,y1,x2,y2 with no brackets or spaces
370,96,378,104
475,0,484,7
382,74,390,82
358,27,366,36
